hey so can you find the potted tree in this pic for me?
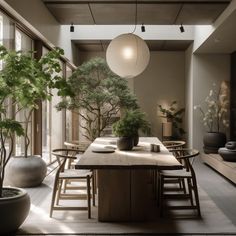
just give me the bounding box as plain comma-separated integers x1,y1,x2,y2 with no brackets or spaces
56,57,138,141
194,81,229,153
158,101,185,140
112,109,150,150
0,46,30,234
1,46,65,187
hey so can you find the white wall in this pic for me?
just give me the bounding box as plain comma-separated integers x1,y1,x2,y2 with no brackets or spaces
5,0,60,46
4,0,77,63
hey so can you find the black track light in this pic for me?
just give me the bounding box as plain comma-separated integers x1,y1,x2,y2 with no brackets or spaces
70,23,74,32
180,23,185,33
141,23,145,32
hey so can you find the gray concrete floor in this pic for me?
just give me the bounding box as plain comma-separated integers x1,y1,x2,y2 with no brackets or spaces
195,156,236,226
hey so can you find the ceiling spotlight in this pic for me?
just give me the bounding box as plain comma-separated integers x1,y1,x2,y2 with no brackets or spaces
180,24,185,33
141,23,145,32
70,23,74,32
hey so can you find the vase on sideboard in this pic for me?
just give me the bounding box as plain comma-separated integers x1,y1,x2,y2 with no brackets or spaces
203,132,226,154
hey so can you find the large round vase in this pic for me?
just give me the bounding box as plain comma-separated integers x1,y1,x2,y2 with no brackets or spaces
203,132,226,154
117,137,134,150
6,155,47,188
0,187,30,234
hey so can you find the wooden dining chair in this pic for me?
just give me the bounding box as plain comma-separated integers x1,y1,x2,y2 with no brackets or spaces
159,148,201,217
155,140,186,199
50,148,95,218
163,140,186,149
64,141,97,195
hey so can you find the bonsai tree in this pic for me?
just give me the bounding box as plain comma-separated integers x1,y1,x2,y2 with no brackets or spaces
0,45,65,158
113,109,150,136
158,101,185,138
57,57,138,141
112,111,137,138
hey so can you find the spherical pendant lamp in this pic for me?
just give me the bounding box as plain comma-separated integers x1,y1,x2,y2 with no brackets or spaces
106,33,150,79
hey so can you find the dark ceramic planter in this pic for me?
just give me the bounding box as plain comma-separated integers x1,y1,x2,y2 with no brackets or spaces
0,187,30,234
117,137,134,150
218,148,236,162
203,132,226,154
133,134,139,146
225,141,236,150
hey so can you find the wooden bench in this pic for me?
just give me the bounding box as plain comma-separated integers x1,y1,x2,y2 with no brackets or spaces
201,153,236,184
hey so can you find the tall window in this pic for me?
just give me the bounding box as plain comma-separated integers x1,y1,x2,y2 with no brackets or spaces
65,65,74,142
0,11,15,156
42,47,65,164
14,28,34,156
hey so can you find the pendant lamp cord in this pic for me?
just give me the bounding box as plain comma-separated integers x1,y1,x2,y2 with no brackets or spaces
131,0,137,33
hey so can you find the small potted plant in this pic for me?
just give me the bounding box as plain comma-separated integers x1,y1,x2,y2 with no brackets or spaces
112,109,150,150
124,109,150,146
158,101,185,139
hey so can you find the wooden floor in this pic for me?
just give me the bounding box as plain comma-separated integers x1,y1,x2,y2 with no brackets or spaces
11,157,236,236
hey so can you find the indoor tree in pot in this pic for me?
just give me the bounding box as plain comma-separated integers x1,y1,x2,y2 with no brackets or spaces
194,81,229,153
112,109,150,150
56,57,138,142
1,46,65,188
0,46,30,234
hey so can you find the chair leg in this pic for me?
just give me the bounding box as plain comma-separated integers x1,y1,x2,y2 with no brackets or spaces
87,176,91,219
187,178,194,206
93,170,97,194
192,176,201,217
92,174,96,206
56,179,63,205
62,179,68,193
181,178,186,194
50,177,59,218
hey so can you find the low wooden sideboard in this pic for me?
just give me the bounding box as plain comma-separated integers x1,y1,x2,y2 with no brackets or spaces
201,153,236,184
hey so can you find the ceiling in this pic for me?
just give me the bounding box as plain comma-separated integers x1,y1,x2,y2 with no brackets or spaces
195,9,236,53
43,0,231,25
42,0,231,52
73,39,193,51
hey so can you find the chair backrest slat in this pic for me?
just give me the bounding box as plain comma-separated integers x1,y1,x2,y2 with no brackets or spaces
169,148,199,173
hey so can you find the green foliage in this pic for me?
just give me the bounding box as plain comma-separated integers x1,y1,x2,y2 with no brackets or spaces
0,45,64,158
0,119,24,137
56,57,138,141
158,101,185,137
0,45,64,196
112,109,150,137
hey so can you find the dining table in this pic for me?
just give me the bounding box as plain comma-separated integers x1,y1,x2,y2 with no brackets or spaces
75,137,183,222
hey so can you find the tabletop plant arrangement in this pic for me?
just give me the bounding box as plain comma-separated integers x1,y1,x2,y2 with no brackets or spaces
0,45,64,234
112,109,150,150
158,101,185,139
194,81,230,153
56,57,138,142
